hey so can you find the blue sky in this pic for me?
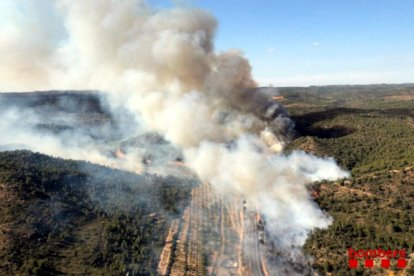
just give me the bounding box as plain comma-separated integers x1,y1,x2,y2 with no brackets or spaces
2,0,413,87
155,0,414,86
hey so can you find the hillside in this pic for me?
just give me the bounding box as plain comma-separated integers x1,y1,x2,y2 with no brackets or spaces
280,84,414,275
0,150,194,275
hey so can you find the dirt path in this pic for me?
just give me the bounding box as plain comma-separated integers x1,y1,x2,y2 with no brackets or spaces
158,183,265,276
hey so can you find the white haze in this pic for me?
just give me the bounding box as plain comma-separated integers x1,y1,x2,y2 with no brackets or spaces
0,0,349,263
0,105,145,173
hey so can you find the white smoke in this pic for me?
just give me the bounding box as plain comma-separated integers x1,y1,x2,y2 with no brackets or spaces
186,137,348,248
0,104,145,173
0,0,349,264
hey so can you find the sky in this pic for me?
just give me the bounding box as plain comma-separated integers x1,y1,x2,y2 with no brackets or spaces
152,0,414,86
1,0,413,87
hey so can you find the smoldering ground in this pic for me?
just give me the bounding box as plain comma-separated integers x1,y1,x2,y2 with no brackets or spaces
0,0,349,274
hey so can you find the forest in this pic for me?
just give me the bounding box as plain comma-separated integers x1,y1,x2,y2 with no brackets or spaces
0,150,194,275
281,84,414,275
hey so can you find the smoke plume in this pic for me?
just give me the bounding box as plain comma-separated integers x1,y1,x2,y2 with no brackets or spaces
0,0,349,271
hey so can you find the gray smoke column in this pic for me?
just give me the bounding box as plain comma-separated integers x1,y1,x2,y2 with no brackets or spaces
0,0,349,259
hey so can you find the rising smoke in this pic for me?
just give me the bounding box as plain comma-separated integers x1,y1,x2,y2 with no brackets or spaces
0,92,146,173
0,0,349,272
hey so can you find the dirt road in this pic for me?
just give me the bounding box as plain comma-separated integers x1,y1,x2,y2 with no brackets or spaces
158,182,267,276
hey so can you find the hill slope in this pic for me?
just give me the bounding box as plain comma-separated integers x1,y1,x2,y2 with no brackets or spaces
280,85,414,275
0,150,194,275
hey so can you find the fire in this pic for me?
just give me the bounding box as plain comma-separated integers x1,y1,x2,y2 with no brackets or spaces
115,148,125,159
272,96,285,101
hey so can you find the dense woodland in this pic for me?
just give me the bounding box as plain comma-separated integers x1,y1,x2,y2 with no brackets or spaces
280,84,414,275
0,150,194,275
